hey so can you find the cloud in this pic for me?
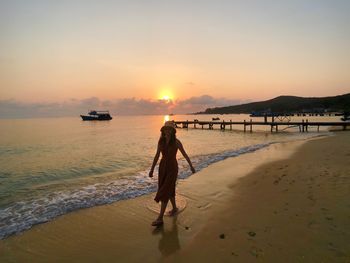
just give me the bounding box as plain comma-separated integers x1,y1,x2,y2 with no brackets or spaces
0,95,245,118
0,99,88,118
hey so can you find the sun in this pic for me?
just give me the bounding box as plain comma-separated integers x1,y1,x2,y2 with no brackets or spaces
162,95,171,101
158,89,173,102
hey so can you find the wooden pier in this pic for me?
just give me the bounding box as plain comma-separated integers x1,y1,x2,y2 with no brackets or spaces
173,120,349,133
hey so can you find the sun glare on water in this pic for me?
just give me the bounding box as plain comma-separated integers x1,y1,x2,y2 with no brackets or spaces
164,115,170,123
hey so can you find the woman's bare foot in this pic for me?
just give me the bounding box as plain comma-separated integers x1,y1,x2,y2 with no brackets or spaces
167,207,178,216
151,218,164,226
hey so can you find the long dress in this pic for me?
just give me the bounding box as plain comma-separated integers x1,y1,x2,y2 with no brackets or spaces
154,142,178,203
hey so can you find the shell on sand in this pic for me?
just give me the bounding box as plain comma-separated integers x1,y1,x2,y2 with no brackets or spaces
146,194,187,216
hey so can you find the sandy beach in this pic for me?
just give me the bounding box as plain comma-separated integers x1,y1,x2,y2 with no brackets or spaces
180,131,350,262
1,131,349,262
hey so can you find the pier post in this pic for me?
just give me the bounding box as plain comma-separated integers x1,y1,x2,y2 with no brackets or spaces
276,124,278,132
306,119,308,132
317,125,320,132
302,120,305,132
220,120,225,130
250,119,252,133
230,119,232,130
244,120,246,132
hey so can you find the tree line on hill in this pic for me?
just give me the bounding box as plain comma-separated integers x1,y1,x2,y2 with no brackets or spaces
196,93,350,115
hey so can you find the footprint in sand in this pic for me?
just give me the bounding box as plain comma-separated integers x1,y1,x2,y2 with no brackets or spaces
250,247,263,258
197,202,212,210
273,177,282,185
212,191,224,199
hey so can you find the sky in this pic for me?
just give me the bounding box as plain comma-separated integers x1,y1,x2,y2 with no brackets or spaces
0,0,349,116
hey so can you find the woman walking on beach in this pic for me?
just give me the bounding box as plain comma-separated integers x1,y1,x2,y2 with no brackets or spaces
149,121,195,226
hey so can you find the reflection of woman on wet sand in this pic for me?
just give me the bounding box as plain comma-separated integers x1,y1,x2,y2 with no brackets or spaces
149,121,195,226
153,217,180,257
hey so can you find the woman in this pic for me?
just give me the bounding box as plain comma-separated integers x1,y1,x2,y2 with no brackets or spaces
149,121,195,226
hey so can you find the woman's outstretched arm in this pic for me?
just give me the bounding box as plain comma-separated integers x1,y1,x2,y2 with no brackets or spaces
149,144,161,177
177,139,195,174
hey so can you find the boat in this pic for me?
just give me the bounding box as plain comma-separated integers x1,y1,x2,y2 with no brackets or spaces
80,110,113,121
212,117,220,121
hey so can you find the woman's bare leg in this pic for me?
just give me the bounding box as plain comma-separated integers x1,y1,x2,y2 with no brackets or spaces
170,196,177,210
157,200,168,221
169,197,178,216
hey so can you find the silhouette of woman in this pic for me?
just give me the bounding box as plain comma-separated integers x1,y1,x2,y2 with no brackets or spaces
149,121,195,226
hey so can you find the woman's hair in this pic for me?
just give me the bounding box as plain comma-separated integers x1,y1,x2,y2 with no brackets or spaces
158,126,176,149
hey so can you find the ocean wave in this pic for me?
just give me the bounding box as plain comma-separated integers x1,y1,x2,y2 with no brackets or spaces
0,143,272,239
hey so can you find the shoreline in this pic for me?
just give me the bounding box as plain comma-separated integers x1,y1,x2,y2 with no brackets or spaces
1,132,349,262
0,132,315,241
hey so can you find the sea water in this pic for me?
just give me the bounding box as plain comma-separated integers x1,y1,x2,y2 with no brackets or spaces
0,114,337,239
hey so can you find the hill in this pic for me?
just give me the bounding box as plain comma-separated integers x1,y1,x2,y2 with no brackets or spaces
198,93,350,114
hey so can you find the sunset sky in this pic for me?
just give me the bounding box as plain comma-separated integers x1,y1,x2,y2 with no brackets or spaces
0,0,349,116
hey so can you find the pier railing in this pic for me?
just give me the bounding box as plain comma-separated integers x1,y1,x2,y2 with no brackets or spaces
173,120,349,133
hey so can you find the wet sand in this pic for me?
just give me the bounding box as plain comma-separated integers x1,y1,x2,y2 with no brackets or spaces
1,132,349,262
